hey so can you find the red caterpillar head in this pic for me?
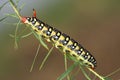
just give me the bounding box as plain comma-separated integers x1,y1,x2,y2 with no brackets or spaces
21,9,36,23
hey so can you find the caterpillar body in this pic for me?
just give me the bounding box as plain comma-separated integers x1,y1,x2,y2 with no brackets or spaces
21,9,97,69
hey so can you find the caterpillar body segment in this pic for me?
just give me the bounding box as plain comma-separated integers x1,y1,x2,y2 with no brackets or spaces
21,10,97,69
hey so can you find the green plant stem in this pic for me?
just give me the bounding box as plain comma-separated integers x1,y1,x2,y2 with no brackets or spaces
9,0,21,19
88,68,104,80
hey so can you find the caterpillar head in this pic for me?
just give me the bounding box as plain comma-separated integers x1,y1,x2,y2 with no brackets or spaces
21,9,37,24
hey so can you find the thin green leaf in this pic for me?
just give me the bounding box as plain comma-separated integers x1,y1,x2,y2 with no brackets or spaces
64,54,70,80
21,32,33,39
93,75,97,80
79,65,91,80
0,1,8,11
105,67,120,78
9,34,15,38
14,20,21,49
9,32,32,40
38,35,49,50
30,44,40,72
39,46,54,71
65,52,78,62
57,62,79,80
3,21,23,25
16,0,20,6
0,17,7,22
9,0,21,19
103,77,112,80
70,68,80,80
5,13,18,19
65,53,84,66
32,30,49,50
19,3,25,12
15,25,30,38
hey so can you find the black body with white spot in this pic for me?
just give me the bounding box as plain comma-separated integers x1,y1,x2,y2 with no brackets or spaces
24,17,97,69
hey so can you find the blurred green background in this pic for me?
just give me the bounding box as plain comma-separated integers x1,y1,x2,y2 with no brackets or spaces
0,0,120,80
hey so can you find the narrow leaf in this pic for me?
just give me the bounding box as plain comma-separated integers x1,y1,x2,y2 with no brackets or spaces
0,17,7,22
30,44,40,72
32,30,49,50
39,46,54,70
5,13,18,19
106,67,120,77
19,3,25,12
0,1,8,11
14,20,20,49
9,0,21,19
21,32,33,39
103,77,112,80
79,65,91,80
16,0,20,6
9,34,15,38
64,54,70,80
38,35,49,50
57,62,79,80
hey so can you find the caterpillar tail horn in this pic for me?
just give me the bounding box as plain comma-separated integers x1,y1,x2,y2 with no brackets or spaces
33,8,36,17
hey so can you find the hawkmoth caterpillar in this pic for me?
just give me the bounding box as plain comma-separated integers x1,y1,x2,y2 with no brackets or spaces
21,9,97,69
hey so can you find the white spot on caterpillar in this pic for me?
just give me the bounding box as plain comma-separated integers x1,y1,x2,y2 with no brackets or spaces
41,24,44,26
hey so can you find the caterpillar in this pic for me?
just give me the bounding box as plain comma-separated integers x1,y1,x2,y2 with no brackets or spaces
21,9,97,69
